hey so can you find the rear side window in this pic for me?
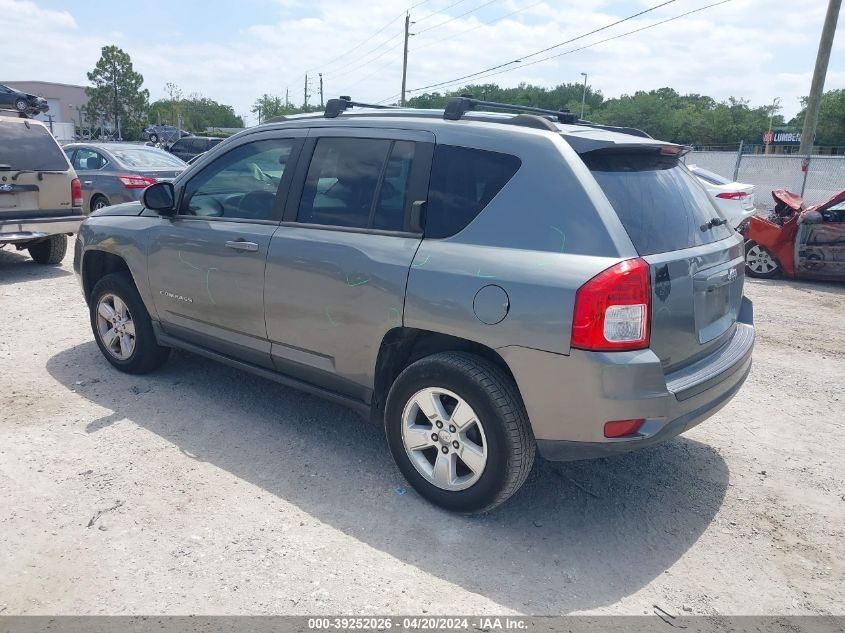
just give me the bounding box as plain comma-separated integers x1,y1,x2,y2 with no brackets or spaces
297,137,416,231
0,121,68,171
425,145,521,238
584,153,733,256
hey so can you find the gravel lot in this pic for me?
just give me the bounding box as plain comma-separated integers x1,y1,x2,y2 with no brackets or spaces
0,246,843,616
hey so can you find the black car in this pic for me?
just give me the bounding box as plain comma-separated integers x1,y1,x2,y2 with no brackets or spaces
167,136,223,161
143,124,190,144
0,84,49,115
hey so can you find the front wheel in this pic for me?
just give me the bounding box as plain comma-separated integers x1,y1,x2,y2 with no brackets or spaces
90,272,170,374
14,98,28,112
745,241,781,278
385,352,535,513
148,133,159,144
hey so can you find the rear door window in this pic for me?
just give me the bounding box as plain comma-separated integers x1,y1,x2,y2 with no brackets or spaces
0,121,68,171
584,153,733,256
425,145,521,238
297,137,416,231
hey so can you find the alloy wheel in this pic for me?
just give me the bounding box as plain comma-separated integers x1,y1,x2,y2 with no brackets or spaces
401,387,488,491
96,293,137,360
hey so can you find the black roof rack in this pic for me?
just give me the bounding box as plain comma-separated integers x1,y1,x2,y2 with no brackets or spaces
443,96,578,124
324,96,398,118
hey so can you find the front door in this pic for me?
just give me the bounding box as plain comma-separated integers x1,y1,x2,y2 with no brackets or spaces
265,128,433,399
796,198,845,279
147,131,305,367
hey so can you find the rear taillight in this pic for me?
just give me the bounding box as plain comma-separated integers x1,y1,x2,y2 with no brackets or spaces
118,175,157,189
716,191,748,200
71,178,83,208
571,258,651,351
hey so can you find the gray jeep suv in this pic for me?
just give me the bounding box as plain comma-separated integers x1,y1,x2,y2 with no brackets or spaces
74,97,754,513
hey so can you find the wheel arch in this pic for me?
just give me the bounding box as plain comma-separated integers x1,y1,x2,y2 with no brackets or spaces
81,249,132,305
371,327,516,423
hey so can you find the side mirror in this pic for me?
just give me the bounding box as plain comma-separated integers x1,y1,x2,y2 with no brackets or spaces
143,181,176,216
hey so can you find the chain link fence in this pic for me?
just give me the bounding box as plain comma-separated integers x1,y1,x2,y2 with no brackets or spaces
683,150,844,208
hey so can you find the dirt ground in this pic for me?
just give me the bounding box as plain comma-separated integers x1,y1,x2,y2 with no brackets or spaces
0,246,843,616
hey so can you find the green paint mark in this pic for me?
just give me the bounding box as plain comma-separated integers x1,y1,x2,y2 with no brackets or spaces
387,307,401,324
324,308,339,327
475,268,496,279
178,251,202,270
412,255,431,268
550,225,566,253
346,274,370,287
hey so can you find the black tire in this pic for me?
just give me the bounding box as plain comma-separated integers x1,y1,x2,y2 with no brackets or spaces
90,195,110,212
90,272,170,374
27,235,67,264
148,133,158,144
14,98,28,112
744,240,781,279
385,352,535,513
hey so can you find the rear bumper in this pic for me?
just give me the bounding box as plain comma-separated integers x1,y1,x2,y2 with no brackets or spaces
499,297,755,462
0,216,83,243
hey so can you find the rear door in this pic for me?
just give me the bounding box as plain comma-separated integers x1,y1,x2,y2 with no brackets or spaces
585,152,744,372
70,147,108,211
264,128,433,399
0,118,73,219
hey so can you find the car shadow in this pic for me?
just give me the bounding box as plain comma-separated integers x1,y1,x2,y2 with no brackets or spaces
47,341,729,613
746,276,845,296
0,248,72,284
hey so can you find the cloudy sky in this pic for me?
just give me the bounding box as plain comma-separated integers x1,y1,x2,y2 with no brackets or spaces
1,0,842,125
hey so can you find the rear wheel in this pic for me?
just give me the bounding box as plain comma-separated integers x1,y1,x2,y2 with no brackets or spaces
90,272,170,374
745,241,781,278
148,133,159,144
91,195,110,212
27,235,67,264
385,352,535,513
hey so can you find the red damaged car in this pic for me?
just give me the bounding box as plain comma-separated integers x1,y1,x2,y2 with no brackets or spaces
741,189,845,280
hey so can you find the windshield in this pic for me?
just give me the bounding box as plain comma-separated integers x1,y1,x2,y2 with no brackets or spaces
0,120,69,171
689,165,731,185
585,152,733,256
110,147,186,169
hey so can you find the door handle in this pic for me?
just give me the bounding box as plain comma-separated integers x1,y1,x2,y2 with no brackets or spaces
225,240,259,252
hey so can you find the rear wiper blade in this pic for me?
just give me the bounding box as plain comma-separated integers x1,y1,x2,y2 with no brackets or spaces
700,217,728,231
9,169,67,181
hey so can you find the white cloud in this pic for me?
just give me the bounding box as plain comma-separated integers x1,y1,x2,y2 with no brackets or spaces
0,0,842,124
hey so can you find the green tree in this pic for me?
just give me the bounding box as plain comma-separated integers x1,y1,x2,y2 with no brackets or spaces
250,93,320,123
85,45,149,141
149,92,244,132
791,89,845,147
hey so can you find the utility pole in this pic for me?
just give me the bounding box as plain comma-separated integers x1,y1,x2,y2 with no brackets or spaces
799,0,841,155
400,12,410,106
304,74,309,108
112,59,119,140
285,88,289,109
319,73,324,109
580,72,588,119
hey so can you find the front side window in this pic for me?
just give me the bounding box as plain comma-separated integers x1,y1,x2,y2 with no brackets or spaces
425,145,521,239
180,138,295,221
297,138,416,231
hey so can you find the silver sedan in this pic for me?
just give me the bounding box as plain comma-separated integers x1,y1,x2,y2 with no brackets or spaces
63,142,188,213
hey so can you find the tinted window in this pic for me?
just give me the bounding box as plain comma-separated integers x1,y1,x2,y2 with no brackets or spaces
0,121,68,171
72,149,107,170
169,139,188,152
425,145,521,238
298,137,414,230
585,153,733,256
690,166,731,185
180,138,295,221
188,138,207,152
209,138,223,148
110,147,185,169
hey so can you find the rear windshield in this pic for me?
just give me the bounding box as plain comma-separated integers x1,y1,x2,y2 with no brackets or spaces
110,147,186,169
0,120,69,171
585,153,733,256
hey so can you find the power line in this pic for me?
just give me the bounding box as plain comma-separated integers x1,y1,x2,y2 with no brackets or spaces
415,0,500,35
409,0,733,94
413,0,472,24
411,0,546,52
407,0,679,94
322,34,406,80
